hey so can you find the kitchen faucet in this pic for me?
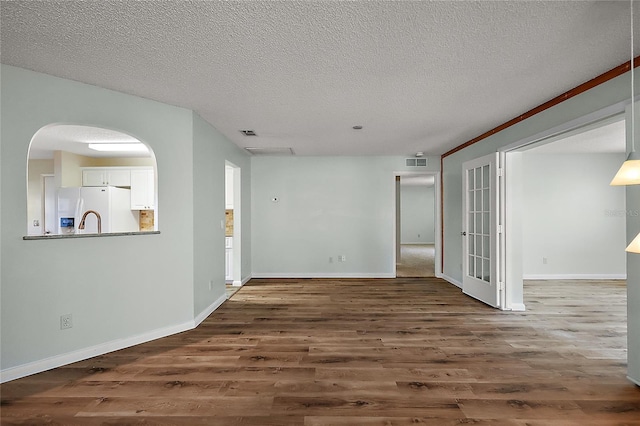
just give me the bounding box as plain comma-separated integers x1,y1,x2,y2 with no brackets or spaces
78,210,102,234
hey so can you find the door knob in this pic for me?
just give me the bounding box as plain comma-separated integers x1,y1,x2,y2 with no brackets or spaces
461,231,467,236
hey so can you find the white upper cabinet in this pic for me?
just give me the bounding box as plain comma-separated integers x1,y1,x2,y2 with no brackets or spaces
81,166,153,210
82,168,131,187
107,169,131,187
82,169,107,186
130,169,155,210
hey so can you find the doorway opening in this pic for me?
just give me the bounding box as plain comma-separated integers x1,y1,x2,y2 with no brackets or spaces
225,161,242,298
498,111,630,365
394,172,441,278
500,105,629,312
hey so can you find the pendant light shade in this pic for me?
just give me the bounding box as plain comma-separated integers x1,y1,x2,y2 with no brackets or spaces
627,232,640,253
612,0,639,187
611,150,640,185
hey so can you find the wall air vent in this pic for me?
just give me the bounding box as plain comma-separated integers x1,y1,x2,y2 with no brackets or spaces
240,130,257,136
245,147,295,156
406,158,428,167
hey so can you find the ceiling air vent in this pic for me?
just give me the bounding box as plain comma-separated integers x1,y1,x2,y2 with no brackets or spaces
245,147,295,156
240,130,257,136
406,158,427,167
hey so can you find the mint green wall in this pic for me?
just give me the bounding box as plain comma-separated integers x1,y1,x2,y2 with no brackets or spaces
251,156,439,277
400,185,435,244
0,65,194,371
0,65,249,378
192,113,251,315
522,153,627,278
625,103,640,386
628,183,640,385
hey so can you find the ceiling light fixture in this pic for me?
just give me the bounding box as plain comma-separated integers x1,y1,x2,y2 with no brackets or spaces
240,130,257,136
611,0,640,186
88,143,149,152
610,152,640,185
352,125,363,130
415,152,424,157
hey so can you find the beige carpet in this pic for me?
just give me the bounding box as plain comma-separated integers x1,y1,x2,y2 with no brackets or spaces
396,244,435,277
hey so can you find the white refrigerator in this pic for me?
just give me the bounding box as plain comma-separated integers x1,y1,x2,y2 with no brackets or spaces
57,186,139,234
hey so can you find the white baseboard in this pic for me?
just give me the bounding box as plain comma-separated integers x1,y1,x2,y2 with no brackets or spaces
194,293,227,326
1,294,229,384
1,320,192,383
523,274,627,280
510,303,526,312
441,274,462,288
252,272,396,279
401,242,436,245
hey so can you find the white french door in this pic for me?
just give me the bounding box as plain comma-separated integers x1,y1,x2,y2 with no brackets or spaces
462,153,502,308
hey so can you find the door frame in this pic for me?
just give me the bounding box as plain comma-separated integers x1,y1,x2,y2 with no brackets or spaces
393,171,442,278
225,161,242,287
500,101,628,311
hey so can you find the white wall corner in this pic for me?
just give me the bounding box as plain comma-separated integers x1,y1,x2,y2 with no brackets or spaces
194,293,227,327
233,274,252,287
509,303,526,312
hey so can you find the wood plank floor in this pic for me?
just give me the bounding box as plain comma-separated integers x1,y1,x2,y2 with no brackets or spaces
2,278,639,425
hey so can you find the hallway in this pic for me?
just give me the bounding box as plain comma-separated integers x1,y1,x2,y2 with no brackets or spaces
396,244,435,277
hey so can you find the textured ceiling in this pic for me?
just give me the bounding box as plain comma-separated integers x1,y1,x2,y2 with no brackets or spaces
1,1,637,156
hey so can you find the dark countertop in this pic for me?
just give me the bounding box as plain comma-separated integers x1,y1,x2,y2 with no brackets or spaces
24,231,160,240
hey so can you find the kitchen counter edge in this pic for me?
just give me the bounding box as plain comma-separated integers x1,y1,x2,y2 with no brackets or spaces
24,231,161,240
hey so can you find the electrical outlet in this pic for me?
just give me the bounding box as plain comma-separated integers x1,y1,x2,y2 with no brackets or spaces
33,219,40,227
60,314,72,330
543,257,548,265
339,255,346,262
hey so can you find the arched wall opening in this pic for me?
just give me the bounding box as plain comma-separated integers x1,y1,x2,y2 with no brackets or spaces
26,123,158,236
